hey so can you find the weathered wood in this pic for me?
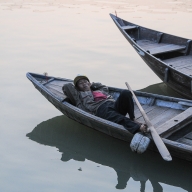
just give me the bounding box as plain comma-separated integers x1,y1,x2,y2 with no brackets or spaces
48,80,71,87
121,25,137,30
42,78,54,85
164,68,169,82
164,55,192,67
152,108,182,127
178,101,192,107
179,68,192,75
185,132,192,140
45,84,66,100
157,32,163,43
156,107,192,138
137,40,186,55
136,105,167,123
149,44,186,55
177,138,192,145
45,83,64,94
134,104,153,119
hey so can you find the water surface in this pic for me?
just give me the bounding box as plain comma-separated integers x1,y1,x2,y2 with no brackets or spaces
1,1,192,191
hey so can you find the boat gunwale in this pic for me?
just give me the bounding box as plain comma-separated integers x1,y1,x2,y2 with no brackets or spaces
27,72,192,160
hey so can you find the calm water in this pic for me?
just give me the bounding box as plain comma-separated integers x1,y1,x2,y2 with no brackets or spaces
1,0,192,191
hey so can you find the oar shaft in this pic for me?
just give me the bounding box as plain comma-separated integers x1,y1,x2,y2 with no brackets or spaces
125,82,152,127
125,82,172,161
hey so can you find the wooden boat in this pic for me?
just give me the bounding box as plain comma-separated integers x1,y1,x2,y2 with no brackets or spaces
26,72,192,161
110,14,192,100
27,115,192,191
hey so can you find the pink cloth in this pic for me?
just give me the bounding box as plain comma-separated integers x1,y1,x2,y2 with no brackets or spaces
92,91,107,101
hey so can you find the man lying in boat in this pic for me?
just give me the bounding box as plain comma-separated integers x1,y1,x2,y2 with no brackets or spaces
62,75,147,134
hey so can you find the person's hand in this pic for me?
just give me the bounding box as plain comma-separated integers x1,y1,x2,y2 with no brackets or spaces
140,124,148,133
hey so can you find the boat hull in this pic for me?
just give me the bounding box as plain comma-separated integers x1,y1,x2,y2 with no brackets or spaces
27,72,192,161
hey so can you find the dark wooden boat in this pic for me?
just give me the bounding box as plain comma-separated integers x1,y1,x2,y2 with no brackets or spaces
27,72,192,161
27,115,192,191
110,13,192,100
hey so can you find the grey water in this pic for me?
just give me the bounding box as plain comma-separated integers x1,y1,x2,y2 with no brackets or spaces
1,0,192,191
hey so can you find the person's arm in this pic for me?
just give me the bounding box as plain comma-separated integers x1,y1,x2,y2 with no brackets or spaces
91,82,109,95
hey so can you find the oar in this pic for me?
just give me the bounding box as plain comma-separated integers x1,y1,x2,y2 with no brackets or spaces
125,82,172,161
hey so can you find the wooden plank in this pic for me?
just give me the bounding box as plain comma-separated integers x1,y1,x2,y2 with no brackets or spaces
48,80,71,87
134,104,152,118
152,108,182,128
167,56,192,62
42,78,54,85
185,66,192,70
142,43,169,50
177,138,192,146
45,84,63,94
121,25,137,30
136,105,163,121
179,67,192,75
175,64,192,70
45,84,66,100
137,40,186,55
149,44,186,55
185,132,192,140
178,101,192,107
137,40,157,47
156,107,192,138
164,55,192,65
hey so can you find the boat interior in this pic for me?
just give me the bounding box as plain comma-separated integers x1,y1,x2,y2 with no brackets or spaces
30,73,192,147
115,16,192,76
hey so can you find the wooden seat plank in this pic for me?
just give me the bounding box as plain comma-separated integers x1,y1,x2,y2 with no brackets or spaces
185,132,192,140
152,108,182,128
164,56,192,66
48,80,72,87
45,84,63,93
45,85,66,100
136,105,167,122
121,25,137,30
174,64,192,70
134,104,153,118
177,138,192,146
149,44,186,55
156,107,192,138
137,40,157,47
137,40,186,55
179,68,192,75
139,43,168,50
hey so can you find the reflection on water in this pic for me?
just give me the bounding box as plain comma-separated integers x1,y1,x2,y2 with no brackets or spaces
27,115,192,191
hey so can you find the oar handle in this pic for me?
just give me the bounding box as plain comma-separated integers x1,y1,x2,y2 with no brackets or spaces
125,82,152,127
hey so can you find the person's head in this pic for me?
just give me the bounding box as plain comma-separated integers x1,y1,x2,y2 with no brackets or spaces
74,75,91,91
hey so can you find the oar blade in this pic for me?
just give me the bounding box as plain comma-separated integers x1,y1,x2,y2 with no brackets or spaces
150,128,172,161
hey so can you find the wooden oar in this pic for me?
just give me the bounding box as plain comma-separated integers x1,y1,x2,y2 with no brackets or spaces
125,82,172,161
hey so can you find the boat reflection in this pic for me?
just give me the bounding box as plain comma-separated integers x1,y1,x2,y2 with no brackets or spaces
27,115,192,191
139,82,185,99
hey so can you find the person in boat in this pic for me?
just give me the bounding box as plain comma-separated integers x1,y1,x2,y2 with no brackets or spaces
62,75,147,134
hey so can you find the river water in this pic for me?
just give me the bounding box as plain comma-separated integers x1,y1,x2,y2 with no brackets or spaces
1,0,192,191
